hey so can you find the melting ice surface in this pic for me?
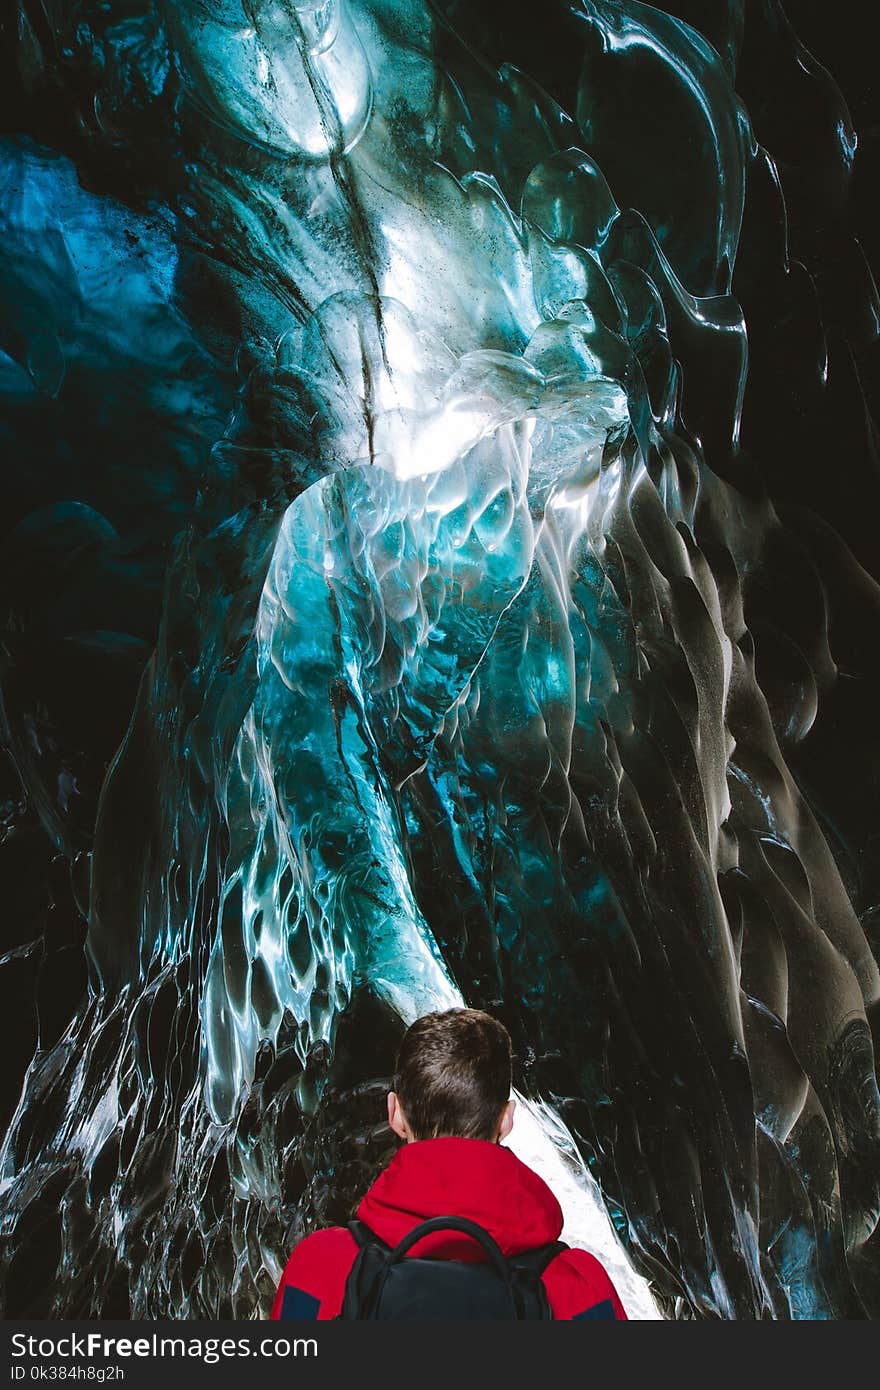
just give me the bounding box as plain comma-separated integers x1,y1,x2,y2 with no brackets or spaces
1,0,879,1319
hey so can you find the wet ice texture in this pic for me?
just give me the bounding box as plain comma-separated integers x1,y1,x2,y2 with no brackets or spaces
1,1,880,1319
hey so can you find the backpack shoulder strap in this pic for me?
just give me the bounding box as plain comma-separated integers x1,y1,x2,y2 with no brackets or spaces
340,1222,394,1320
346,1219,391,1251
510,1239,570,1276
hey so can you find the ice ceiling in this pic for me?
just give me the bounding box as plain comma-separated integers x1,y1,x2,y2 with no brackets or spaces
1,0,879,1319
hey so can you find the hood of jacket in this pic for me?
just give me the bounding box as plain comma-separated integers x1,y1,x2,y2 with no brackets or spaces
356,1137,564,1260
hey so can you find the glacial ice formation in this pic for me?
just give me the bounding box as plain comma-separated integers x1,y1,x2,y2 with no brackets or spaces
1,1,879,1318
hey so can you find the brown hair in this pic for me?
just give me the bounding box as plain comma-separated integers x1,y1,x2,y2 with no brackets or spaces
392,1008,512,1141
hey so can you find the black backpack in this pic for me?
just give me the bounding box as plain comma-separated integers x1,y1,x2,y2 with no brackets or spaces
338,1215,568,1319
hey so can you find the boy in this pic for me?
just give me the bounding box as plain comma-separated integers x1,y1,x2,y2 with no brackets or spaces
272,1007,628,1319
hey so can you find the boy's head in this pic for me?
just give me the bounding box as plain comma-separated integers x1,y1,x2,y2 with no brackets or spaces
387,1008,515,1144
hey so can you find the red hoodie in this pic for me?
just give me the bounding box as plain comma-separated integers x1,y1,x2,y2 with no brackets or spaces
271,1137,628,1320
